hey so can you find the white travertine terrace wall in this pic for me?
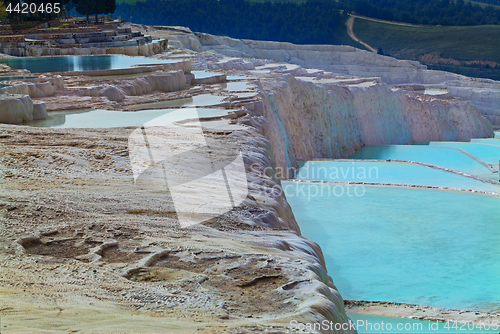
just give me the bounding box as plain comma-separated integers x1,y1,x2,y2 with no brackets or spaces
253,75,492,173
106,39,169,57
32,101,47,120
0,39,169,57
169,31,500,125
0,95,46,124
184,72,226,85
231,129,355,333
233,76,490,331
0,77,64,98
192,74,226,85
348,83,493,144
78,70,187,102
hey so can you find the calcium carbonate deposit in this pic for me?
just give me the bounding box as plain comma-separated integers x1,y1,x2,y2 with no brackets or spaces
0,23,498,334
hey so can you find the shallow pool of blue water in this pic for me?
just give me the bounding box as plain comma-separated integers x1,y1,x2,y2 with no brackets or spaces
26,108,232,128
284,183,500,312
295,161,499,193
226,75,248,80
221,81,254,91
427,142,500,165
123,94,227,110
0,55,177,73
191,70,221,79
350,145,493,178
415,89,448,96
470,138,500,147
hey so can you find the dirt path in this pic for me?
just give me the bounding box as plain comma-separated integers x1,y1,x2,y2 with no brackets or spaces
346,14,427,53
351,14,425,27
346,15,377,53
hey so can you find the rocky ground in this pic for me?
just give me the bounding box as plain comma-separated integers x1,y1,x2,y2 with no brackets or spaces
0,124,336,333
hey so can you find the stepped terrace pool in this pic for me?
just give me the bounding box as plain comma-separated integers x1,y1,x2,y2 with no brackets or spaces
415,89,448,95
284,183,500,312
295,161,500,193
26,108,234,128
0,55,178,73
350,145,495,179
0,75,37,88
426,142,500,166
221,81,255,92
123,94,227,110
470,138,500,146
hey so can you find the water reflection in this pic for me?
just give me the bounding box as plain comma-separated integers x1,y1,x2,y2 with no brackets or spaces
123,94,226,110
0,55,177,73
26,108,233,128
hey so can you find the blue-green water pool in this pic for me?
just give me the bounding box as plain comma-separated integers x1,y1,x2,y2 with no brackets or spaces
295,161,499,193
227,75,248,80
0,55,177,73
26,108,232,128
350,145,494,179
221,81,254,92
123,94,227,110
470,138,500,147
426,142,500,166
191,70,221,79
284,183,500,312
415,89,448,96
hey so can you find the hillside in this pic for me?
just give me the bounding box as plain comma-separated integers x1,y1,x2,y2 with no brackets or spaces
353,17,500,80
114,0,362,47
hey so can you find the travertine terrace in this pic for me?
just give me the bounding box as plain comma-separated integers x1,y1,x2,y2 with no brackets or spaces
0,23,496,333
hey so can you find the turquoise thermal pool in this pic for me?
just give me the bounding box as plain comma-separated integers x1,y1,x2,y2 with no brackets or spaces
230,92,259,98
226,75,248,80
221,81,254,92
0,55,177,73
283,183,500,311
348,313,498,333
426,142,500,165
415,89,448,95
349,145,494,179
26,108,233,128
470,138,500,146
295,161,500,193
191,71,247,80
191,71,222,79
123,94,227,110
181,119,248,131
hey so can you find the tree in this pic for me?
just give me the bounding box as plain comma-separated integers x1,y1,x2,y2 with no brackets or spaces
64,0,77,17
76,0,95,23
76,0,115,24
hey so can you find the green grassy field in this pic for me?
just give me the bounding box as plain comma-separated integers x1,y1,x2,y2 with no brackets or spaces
353,18,500,80
466,0,500,9
116,0,146,5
